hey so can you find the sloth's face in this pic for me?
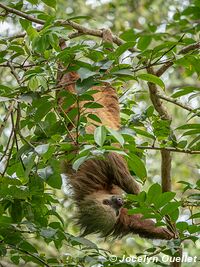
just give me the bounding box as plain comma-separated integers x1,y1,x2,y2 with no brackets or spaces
102,195,124,215
77,194,124,237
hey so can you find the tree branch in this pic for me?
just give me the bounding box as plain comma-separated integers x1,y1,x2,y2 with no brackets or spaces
0,101,15,137
147,67,171,121
146,66,181,267
156,41,200,77
0,3,44,24
137,146,200,154
0,3,138,52
157,93,200,117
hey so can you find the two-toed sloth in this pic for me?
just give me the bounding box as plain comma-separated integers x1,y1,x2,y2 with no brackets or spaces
58,47,174,240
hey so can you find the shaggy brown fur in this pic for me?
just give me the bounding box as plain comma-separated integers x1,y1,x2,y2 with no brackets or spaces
59,43,174,240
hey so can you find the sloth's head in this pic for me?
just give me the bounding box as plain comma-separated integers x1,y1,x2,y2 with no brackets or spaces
77,193,124,237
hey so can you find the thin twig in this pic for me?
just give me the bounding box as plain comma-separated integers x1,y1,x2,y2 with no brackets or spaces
11,106,25,170
7,61,22,86
0,3,44,24
157,93,200,117
0,101,15,137
54,107,76,144
136,145,200,155
156,41,200,77
7,244,50,267
1,121,15,177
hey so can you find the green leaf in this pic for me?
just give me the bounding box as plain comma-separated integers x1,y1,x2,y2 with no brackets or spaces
70,236,98,249
132,128,155,139
19,241,38,253
177,124,200,130
137,36,152,50
182,129,200,136
34,101,52,122
28,76,39,91
78,67,97,81
42,0,56,9
189,212,200,219
35,144,49,155
73,155,91,171
87,113,101,123
110,42,135,59
111,69,134,78
154,192,176,209
107,128,124,146
38,166,54,180
176,222,188,231
94,126,107,147
83,102,103,109
161,202,180,215
0,185,30,200
27,0,38,4
146,183,162,204
128,154,147,180
171,86,200,98
40,227,57,238
10,200,23,222
138,73,165,90
120,29,136,42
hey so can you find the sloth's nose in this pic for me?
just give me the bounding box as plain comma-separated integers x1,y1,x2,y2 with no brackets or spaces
116,197,124,207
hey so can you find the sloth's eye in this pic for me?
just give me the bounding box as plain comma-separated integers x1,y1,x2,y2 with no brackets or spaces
102,199,111,206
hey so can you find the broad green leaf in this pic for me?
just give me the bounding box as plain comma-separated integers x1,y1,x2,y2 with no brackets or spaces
133,128,155,139
146,183,162,204
83,102,103,109
38,166,53,180
107,128,124,146
73,155,92,171
0,185,30,199
42,0,56,9
189,213,200,219
46,160,62,189
40,228,57,238
70,236,98,249
28,76,39,91
120,29,136,42
34,101,52,122
188,225,200,234
182,129,200,136
176,222,188,231
35,144,49,155
87,114,101,123
161,202,180,215
177,124,200,130
137,36,152,50
78,67,97,81
10,200,23,222
138,73,165,90
27,0,38,4
171,86,200,98
94,126,107,147
19,241,38,253
188,135,200,148
111,69,134,78
128,154,147,180
109,42,135,59
154,192,176,209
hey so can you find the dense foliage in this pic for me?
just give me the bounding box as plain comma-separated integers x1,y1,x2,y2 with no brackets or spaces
0,0,199,266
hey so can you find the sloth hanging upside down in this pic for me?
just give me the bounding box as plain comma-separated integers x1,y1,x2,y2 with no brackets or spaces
58,44,174,240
